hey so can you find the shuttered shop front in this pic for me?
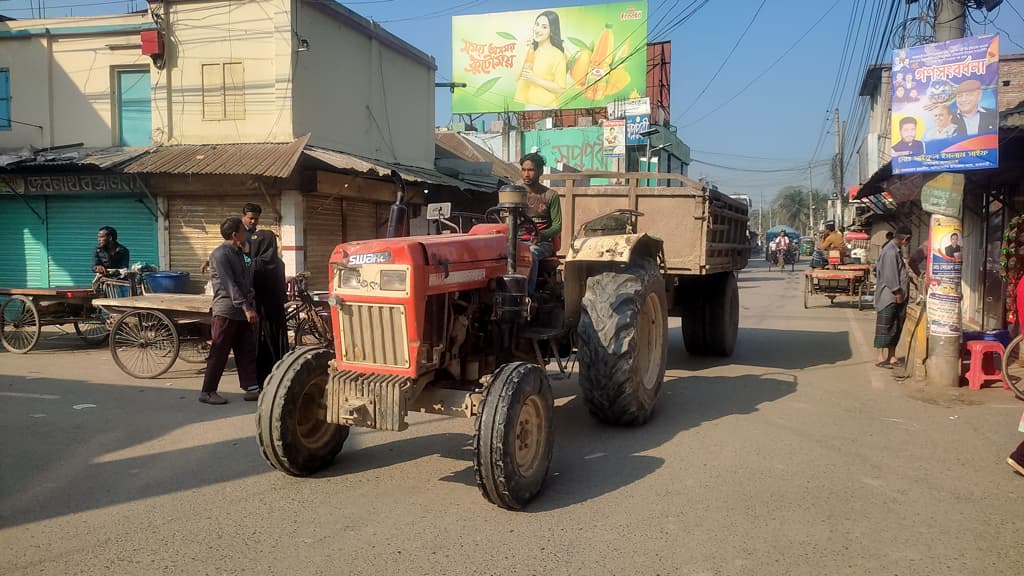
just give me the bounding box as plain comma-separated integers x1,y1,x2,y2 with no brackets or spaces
167,195,280,291
304,194,344,291
343,200,383,242
0,195,157,288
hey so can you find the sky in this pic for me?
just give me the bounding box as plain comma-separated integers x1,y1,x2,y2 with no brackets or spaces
2,0,1024,209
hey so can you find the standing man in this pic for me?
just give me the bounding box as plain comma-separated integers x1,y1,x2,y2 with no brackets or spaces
92,226,130,274
242,203,288,388
874,225,912,369
952,79,998,136
520,152,562,294
200,217,259,405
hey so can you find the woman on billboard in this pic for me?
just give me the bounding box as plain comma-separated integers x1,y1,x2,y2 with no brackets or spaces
514,10,568,109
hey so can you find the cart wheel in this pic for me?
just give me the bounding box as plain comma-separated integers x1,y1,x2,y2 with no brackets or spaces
827,296,836,304
1,295,41,353
110,309,180,378
803,277,811,309
74,307,110,346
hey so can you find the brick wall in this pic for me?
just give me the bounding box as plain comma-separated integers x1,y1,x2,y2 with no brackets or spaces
999,57,1024,111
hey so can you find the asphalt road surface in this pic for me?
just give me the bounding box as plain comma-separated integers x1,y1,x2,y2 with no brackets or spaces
2,260,1023,575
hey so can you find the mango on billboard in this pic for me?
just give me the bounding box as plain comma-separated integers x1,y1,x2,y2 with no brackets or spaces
451,2,648,113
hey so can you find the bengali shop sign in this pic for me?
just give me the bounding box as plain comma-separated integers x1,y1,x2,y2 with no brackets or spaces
890,35,999,175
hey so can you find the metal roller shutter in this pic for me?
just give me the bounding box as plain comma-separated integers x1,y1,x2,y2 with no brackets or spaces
168,195,280,292
343,200,383,242
304,193,344,291
45,196,159,287
0,197,47,288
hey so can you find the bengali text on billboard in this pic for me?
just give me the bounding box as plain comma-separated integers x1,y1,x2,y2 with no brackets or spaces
890,35,999,175
452,2,648,113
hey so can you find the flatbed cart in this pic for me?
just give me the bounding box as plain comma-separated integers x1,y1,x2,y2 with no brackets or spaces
803,266,871,310
0,287,112,353
94,294,213,379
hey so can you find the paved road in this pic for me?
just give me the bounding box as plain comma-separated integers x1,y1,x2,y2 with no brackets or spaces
2,260,1023,575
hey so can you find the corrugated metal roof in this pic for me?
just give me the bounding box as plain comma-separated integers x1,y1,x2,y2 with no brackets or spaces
303,146,481,191
435,132,521,183
124,134,310,178
0,146,151,171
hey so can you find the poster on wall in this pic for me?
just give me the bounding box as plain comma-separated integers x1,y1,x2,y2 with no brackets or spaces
451,2,648,113
603,119,625,157
890,34,999,175
625,114,650,145
927,214,963,336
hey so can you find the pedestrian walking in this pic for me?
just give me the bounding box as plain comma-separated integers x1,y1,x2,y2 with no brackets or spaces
874,225,912,369
199,217,260,405
241,203,289,388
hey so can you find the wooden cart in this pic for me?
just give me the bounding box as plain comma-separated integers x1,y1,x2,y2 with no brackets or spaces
0,287,111,353
94,294,213,379
803,266,871,310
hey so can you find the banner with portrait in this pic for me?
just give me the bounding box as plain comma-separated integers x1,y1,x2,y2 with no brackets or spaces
890,35,999,175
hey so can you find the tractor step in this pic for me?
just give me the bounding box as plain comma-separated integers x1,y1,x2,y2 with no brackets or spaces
326,370,411,431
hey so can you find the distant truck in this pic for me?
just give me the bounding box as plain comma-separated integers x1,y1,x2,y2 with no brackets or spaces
546,171,750,356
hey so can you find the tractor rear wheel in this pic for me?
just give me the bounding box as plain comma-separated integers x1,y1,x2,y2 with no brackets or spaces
474,362,554,510
257,346,349,476
577,257,667,426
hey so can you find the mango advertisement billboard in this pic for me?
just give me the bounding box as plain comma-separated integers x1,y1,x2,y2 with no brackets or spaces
452,2,648,113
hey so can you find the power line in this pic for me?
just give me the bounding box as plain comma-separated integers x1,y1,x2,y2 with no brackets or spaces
691,158,831,174
673,0,769,123
679,0,843,129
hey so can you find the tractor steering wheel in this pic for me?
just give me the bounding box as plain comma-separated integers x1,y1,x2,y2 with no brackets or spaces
484,207,540,241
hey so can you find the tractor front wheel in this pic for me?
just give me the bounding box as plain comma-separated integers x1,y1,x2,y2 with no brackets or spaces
474,362,554,510
257,346,349,476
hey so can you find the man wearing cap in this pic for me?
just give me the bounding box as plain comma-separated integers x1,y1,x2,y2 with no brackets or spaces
874,225,912,369
952,79,997,136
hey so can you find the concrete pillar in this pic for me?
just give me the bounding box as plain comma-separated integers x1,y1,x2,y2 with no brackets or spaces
280,189,304,278
157,196,169,269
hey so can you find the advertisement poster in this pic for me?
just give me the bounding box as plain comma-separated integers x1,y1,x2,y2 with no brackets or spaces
521,126,613,171
452,2,648,113
625,114,650,145
603,119,625,157
929,214,963,279
927,290,962,336
607,96,650,119
920,172,964,218
891,35,999,175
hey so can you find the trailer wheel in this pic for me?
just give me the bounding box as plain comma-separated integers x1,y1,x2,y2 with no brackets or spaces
705,272,740,357
577,257,667,425
681,277,709,355
1,296,41,353
258,346,349,476
110,309,179,378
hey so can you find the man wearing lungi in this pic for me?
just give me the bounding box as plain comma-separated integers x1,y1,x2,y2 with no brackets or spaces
875,225,912,368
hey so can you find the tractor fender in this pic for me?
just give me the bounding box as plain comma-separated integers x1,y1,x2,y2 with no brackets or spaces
562,233,665,329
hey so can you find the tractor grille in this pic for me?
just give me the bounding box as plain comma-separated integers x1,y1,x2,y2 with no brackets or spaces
339,303,409,368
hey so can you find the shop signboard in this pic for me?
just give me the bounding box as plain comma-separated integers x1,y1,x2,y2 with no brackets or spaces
891,35,999,175
452,2,649,113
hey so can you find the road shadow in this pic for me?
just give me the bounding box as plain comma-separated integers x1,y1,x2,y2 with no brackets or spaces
0,326,107,354
736,275,787,283
671,327,852,371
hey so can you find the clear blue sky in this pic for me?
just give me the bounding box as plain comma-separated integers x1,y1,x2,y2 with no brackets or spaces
3,0,1023,208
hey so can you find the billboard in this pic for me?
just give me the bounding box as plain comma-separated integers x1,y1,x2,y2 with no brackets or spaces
452,2,648,113
890,35,999,175
522,127,612,171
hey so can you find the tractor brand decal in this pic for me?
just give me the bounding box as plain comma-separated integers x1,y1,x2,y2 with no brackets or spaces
347,252,392,266
429,269,487,286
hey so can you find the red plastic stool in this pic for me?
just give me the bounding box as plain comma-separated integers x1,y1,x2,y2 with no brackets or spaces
962,340,1009,391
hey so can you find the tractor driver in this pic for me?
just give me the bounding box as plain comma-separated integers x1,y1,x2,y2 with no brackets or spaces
520,152,562,294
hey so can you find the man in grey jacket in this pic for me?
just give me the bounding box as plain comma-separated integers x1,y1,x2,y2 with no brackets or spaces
200,217,259,405
874,225,912,369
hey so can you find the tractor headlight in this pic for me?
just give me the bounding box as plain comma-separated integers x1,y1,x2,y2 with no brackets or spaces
379,270,407,292
341,269,362,289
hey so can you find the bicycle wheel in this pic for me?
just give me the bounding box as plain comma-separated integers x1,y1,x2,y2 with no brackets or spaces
1001,335,1024,401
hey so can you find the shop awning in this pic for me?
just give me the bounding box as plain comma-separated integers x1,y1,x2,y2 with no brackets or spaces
124,134,310,178
0,145,151,172
303,145,483,191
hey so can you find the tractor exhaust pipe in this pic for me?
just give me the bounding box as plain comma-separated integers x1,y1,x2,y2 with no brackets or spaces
497,185,528,275
385,169,409,239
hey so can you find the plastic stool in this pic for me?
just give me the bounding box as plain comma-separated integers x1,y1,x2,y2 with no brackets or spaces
962,340,1009,391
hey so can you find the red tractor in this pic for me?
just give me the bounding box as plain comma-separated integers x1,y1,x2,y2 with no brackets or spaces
256,184,669,509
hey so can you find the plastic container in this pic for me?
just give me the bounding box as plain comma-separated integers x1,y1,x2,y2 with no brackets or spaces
144,271,191,294
961,329,1011,348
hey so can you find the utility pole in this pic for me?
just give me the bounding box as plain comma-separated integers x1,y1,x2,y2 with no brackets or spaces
808,163,814,234
832,108,842,226
926,0,967,388
759,190,764,236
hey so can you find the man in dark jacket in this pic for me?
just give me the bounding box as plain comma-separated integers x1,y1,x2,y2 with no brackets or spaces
200,217,259,405
952,79,998,136
92,226,130,274
241,203,289,389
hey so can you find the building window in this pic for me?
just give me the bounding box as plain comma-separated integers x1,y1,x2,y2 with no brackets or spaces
0,68,10,131
116,68,152,146
202,62,245,120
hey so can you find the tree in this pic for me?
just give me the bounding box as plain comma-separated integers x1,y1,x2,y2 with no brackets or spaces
771,186,829,234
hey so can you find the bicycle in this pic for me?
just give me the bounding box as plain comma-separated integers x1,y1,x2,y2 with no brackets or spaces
1001,334,1024,400
285,272,333,349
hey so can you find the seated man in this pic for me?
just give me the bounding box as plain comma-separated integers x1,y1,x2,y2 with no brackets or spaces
819,222,845,255
92,225,130,274
519,152,562,294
